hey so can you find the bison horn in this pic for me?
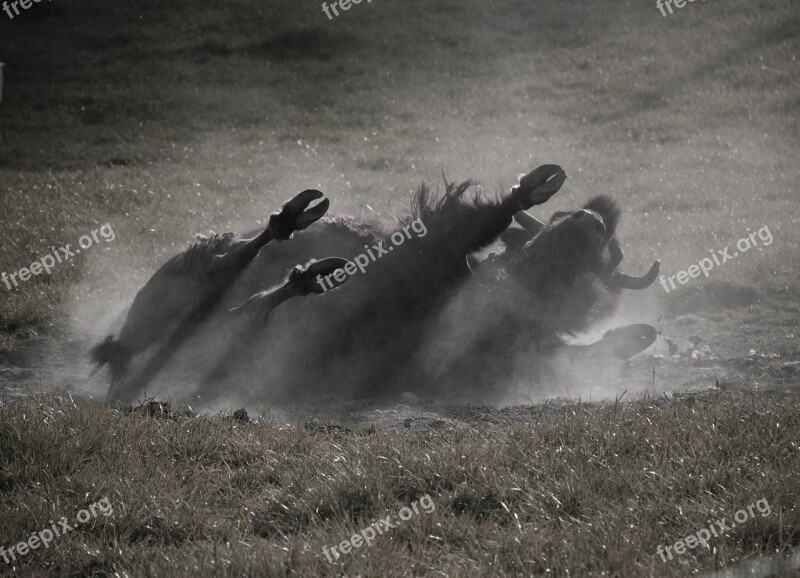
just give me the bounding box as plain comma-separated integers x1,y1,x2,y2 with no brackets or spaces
611,261,660,290
514,210,547,235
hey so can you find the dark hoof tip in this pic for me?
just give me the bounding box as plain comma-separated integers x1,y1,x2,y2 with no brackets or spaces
283,189,324,215
514,165,567,208
599,324,658,359
295,257,350,294
289,189,324,207
296,197,330,229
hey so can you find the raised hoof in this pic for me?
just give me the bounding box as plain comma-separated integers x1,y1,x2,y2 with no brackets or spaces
270,189,331,240
512,165,567,210
289,257,350,295
587,324,658,360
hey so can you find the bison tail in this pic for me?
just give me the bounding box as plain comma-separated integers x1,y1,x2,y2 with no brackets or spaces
90,335,131,379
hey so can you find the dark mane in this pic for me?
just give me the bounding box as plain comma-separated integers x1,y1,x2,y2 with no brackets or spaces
411,178,495,220
410,178,510,255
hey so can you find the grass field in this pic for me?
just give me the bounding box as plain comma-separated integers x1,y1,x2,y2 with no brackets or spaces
0,0,799,575
1,392,798,577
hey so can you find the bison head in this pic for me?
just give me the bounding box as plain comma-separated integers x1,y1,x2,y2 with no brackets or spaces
476,195,659,337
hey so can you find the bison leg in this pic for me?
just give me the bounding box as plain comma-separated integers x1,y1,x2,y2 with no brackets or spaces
509,165,567,212
104,190,332,406
194,258,349,399
229,257,349,315
455,165,568,253
105,306,218,405
209,189,330,276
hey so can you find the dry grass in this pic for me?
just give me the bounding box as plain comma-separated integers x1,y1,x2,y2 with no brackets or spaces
0,391,797,576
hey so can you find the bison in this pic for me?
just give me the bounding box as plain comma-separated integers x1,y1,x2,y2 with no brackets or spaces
93,165,660,406
92,190,346,405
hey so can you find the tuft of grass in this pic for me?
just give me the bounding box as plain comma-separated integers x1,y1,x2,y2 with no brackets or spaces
0,392,797,576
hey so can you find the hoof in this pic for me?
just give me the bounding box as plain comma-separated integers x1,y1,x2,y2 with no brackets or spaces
512,165,566,210
589,324,658,360
270,189,331,240
290,257,350,295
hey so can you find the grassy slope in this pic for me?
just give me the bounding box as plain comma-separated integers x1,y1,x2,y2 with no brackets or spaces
0,393,798,577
